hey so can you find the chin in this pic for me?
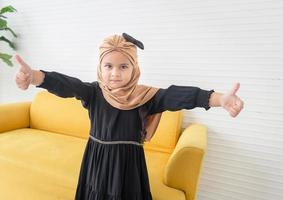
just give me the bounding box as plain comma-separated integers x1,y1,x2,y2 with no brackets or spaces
109,84,123,89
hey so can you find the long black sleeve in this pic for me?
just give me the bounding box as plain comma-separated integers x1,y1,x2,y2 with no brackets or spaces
36,70,96,109
147,85,214,115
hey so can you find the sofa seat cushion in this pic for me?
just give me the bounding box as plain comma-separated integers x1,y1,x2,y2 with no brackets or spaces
0,128,185,200
0,128,87,200
145,150,186,200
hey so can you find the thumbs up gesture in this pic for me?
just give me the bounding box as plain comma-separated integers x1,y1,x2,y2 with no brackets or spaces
14,55,33,90
220,83,244,118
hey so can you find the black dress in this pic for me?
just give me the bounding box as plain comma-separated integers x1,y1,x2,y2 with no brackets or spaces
36,70,214,200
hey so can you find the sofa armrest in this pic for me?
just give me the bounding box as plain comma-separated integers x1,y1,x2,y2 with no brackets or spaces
0,102,31,133
163,124,207,200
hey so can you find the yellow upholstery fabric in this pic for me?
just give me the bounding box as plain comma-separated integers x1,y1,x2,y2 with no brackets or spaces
144,111,183,154
0,91,207,200
145,150,186,200
0,102,30,133
30,92,90,139
164,125,207,200
0,128,87,200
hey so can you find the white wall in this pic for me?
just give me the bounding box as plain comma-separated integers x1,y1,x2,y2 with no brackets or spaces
1,0,283,199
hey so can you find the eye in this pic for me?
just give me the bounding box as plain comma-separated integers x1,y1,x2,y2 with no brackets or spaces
104,64,112,68
121,65,128,69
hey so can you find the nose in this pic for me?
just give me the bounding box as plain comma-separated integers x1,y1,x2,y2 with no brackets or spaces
111,67,121,77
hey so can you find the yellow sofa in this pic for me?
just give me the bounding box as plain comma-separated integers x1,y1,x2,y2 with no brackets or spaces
0,91,207,200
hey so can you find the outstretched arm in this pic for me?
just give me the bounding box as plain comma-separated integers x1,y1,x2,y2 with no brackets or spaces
146,85,215,115
147,83,244,118
14,54,95,109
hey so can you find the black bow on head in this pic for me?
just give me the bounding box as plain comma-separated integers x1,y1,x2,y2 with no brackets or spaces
122,33,144,50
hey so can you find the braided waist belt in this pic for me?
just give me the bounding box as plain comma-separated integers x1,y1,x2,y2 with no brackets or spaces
89,135,144,146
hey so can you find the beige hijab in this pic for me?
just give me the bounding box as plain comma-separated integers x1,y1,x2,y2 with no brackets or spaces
97,34,162,142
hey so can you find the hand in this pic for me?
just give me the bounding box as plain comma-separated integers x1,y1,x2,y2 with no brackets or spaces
220,83,244,118
14,55,33,90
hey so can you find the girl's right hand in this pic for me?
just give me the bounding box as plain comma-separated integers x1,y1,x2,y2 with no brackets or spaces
14,55,33,90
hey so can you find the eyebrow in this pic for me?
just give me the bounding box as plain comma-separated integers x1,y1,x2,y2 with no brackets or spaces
104,62,129,65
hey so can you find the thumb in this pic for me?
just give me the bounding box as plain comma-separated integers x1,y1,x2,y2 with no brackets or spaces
229,82,240,95
15,55,30,73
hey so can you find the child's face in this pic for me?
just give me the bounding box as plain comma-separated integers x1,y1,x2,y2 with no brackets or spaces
101,51,134,89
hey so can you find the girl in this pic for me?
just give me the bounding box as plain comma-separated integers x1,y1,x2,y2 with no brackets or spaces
15,33,244,200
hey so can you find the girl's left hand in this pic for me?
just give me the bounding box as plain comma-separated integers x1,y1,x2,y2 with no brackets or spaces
220,83,244,118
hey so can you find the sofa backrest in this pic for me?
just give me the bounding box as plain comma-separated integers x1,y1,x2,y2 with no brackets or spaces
30,91,90,139
30,91,183,151
144,111,183,153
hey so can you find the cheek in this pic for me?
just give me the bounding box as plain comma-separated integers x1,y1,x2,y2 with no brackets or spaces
123,72,132,83
101,71,109,81
127,73,132,79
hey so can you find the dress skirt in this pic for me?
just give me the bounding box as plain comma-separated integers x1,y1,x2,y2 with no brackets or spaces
74,137,153,200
